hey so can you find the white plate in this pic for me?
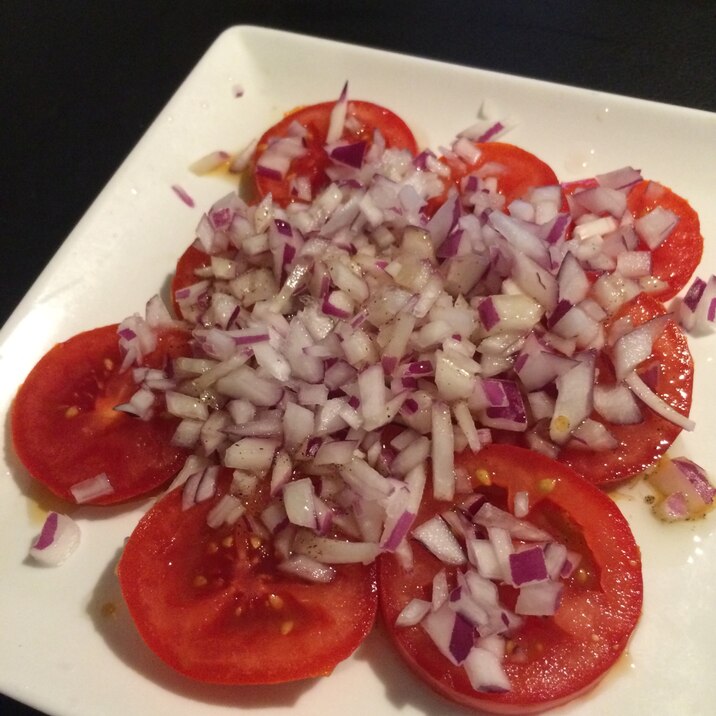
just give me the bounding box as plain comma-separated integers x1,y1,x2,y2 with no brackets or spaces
1,25,715,716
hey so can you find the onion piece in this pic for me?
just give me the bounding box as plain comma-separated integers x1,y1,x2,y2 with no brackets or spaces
396,598,432,627
646,456,715,515
515,580,563,616
70,473,114,504
29,512,81,566
206,494,246,528
412,516,466,565
463,646,511,693
292,529,379,564
277,555,336,583
624,371,695,431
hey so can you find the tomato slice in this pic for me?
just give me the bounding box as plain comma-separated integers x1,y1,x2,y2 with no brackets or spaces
118,471,378,684
252,100,418,206
558,292,693,485
379,444,642,714
11,324,192,504
627,180,703,301
428,142,561,215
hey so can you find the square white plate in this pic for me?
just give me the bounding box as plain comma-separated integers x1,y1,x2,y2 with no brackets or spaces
1,25,715,716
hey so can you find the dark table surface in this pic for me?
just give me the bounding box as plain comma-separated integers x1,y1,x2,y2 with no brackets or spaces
2,1,714,714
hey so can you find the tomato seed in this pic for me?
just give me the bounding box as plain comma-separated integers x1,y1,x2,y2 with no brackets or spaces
65,406,80,418
268,594,284,610
222,536,234,548
552,415,570,433
206,542,219,554
103,357,114,371
538,478,556,493
474,468,491,486
280,620,294,635
249,535,262,549
193,575,208,587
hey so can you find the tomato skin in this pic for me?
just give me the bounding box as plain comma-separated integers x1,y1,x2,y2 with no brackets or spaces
11,324,192,504
627,180,703,301
252,100,418,206
558,292,693,485
378,444,642,714
118,471,378,684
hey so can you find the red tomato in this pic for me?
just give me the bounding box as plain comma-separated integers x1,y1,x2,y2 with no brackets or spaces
171,243,211,318
428,142,561,215
118,471,378,684
11,324,192,504
252,100,418,206
627,180,703,301
558,292,693,485
379,444,643,714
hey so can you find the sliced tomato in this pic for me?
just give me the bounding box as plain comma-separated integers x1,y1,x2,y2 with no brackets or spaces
428,142,561,215
558,292,693,485
171,242,211,318
118,471,378,684
252,100,418,206
11,324,192,504
379,444,642,714
627,179,703,300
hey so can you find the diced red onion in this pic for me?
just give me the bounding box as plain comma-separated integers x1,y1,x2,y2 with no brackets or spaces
515,580,563,616
29,512,81,566
206,494,245,528
283,478,318,529
647,456,714,514
190,150,230,176
395,598,432,627
624,371,695,431
463,646,511,693
278,555,336,583
634,206,679,250
412,516,466,565
292,529,379,564
171,184,195,208
70,473,114,504
224,437,280,474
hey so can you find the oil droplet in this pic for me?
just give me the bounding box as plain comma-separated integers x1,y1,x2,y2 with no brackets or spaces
27,500,48,525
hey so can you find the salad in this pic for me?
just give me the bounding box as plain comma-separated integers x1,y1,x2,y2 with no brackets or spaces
10,87,715,714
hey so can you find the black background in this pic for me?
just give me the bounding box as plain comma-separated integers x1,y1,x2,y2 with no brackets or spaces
1,1,714,715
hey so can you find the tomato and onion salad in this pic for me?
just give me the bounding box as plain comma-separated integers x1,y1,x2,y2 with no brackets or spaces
379,444,643,714
118,469,378,684
11,324,192,504
10,91,712,712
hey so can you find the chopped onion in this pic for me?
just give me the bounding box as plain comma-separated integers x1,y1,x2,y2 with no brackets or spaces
29,512,81,566
70,473,114,504
412,516,466,565
647,456,714,515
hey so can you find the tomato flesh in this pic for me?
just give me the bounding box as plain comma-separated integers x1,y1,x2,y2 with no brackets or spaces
627,179,703,301
379,444,643,714
252,100,418,206
11,324,192,504
118,471,378,684
557,292,693,485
